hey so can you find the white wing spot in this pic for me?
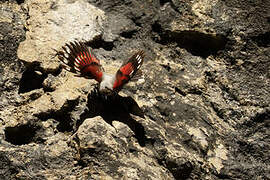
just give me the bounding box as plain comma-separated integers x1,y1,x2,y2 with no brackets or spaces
77,55,84,63
130,70,134,75
74,66,80,71
137,57,142,63
137,64,141,69
66,47,71,53
63,59,69,64
64,52,68,57
75,58,80,64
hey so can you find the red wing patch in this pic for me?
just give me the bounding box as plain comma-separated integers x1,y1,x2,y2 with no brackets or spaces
113,50,145,91
56,41,103,82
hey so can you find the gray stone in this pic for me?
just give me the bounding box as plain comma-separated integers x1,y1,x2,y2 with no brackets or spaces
0,0,269,179
17,0,105,70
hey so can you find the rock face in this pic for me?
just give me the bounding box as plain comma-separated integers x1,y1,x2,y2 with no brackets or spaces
0,0,269,179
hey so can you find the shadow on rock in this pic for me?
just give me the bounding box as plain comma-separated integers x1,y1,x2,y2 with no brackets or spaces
78,89,146,147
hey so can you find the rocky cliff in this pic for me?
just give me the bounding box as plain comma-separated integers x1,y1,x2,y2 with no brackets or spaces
0,0,269,179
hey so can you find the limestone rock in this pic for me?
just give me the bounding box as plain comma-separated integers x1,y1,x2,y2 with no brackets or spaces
0,0,269,179
17,0,105,70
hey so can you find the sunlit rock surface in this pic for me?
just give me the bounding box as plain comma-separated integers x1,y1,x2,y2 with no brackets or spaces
0,0,269,179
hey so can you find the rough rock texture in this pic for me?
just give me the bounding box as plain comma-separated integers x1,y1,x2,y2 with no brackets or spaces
0,0,269,179
17,0,105,70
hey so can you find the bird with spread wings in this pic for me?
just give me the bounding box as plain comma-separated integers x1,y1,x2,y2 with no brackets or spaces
55,41,144,95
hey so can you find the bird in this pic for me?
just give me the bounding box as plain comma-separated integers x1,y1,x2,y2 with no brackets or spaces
55,41,145,95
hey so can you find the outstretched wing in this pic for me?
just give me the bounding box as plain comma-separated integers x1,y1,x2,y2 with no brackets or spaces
56,41,103,82
113,50,145,91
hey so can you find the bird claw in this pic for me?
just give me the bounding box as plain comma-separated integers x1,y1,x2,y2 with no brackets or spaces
90,85,118,101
